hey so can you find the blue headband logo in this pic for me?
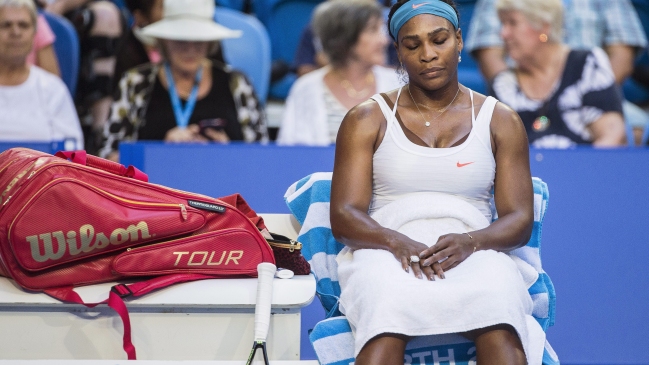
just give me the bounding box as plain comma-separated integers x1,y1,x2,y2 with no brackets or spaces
389,0,459,40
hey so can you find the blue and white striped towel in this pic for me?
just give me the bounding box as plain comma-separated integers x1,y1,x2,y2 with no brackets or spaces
284,172,559,365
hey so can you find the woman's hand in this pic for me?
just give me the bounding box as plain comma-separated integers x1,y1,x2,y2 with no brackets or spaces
390,238,445,281
420,233,477,272
202,128,230,143
164,125,207,142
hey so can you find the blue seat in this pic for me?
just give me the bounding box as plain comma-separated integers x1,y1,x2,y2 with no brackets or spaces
253,0,325,99
41,12,80,97
214,7,272,104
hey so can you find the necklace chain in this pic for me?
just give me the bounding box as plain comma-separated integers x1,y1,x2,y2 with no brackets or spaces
408,84,460,127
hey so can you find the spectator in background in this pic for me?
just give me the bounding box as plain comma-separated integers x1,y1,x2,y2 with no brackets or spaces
278,0,402,146
293,0,399,77
113,0,163,88
45,0,124,154
115,0,227,87
465,0,647,146
628,0,649,145
100,0,268,161
489,0,625,148
0,0,83,148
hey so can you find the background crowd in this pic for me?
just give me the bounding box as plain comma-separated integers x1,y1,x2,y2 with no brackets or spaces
1,0,648,155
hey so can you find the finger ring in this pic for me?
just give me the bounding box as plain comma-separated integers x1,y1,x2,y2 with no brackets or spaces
409,255,420,264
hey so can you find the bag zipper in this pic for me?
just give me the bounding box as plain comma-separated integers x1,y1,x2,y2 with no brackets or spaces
124,227,249,252
267,239,302,252
1,160,37,206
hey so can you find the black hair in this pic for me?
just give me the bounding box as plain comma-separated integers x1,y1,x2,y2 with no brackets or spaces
387,0,460,41
125,0,157,16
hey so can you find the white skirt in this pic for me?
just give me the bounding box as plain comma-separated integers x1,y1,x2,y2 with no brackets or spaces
336,193,546,364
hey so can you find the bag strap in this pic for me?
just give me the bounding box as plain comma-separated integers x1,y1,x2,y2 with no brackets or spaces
55,150,148,182
43,273,219,360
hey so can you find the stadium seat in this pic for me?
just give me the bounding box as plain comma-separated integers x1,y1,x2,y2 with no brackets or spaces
253,0,325,99
214,7,272,104
41,11,80,97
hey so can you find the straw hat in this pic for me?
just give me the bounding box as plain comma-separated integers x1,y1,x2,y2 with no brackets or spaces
140,0,242,41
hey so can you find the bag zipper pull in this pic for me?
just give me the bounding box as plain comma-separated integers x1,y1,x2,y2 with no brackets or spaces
180,204,187,221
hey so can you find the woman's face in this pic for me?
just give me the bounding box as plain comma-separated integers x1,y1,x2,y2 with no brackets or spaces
350,15,389,67
396,14,462,90
0,7,35,65
162,39,210,74
498,9,544,63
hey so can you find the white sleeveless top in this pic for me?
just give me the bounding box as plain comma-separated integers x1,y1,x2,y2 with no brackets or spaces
369,87,499,221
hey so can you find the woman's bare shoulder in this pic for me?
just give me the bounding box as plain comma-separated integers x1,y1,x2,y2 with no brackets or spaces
491,99,524,129
342,97,385,129
490,99,529,146
337,97,387,145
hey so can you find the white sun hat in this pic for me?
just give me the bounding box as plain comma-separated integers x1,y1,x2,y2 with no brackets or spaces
141,0,242,41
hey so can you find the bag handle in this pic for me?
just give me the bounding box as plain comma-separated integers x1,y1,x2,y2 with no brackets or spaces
43,273,217,360
55,150,148,182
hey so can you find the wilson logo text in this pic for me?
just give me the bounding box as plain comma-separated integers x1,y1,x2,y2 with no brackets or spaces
26,221,151,262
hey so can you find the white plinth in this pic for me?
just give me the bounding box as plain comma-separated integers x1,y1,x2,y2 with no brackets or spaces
0,274,315,360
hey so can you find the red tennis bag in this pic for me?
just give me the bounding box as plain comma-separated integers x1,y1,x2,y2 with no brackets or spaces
0,148,275,359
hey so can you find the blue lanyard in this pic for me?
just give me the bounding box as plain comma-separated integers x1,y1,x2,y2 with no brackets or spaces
164,63,203,129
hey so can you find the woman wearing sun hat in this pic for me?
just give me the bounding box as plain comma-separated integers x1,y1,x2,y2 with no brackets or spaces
99,0,268,161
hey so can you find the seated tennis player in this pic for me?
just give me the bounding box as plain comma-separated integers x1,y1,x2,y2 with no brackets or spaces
330,0,545,364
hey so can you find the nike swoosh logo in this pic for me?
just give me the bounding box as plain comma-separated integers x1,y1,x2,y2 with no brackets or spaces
412,3,427,9
457,162,474,168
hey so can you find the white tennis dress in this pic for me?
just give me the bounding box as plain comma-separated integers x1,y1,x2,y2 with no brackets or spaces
336,88,545,364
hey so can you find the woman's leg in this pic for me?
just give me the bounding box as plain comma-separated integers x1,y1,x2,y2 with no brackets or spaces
355,333,409,365
465,324,526,365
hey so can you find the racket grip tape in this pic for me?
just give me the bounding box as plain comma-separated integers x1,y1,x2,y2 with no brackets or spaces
254,262,276,342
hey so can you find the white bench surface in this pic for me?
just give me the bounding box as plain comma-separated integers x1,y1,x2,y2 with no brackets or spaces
0,274,315,308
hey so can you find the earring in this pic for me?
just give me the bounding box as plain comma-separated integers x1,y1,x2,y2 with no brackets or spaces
458,55,462,63
539,33,548,43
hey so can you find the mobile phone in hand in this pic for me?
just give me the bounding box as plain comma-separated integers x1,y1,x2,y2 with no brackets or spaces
198,118,229,142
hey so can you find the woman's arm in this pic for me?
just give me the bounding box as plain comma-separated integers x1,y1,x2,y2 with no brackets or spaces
589,111,626,147
420,103,534,271
36,45,61,76
330,100,441,280
45,0,89,15
581,48,626,147
98,73,137,159
229,71,269,142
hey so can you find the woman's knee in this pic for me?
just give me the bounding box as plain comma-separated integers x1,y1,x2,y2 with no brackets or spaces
465,324,526,365
355,333,409,365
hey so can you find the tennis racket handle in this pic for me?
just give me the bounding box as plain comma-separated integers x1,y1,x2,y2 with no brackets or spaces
254,262,276,342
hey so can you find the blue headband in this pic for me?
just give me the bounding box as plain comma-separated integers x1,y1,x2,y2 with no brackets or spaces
389,1,459,40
